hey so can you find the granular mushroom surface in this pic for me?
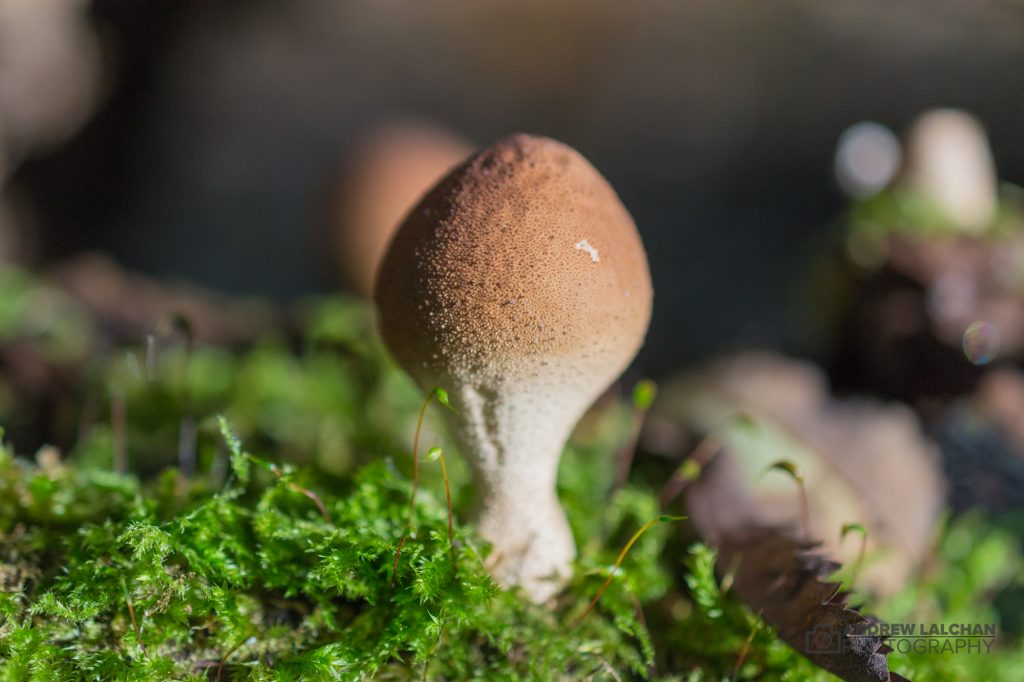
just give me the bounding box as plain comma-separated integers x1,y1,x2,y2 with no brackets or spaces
376,133,652,601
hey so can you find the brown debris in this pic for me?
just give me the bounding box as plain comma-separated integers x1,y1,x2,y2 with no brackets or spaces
654,351,945,596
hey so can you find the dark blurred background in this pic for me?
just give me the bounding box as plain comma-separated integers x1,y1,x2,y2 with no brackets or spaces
5,0,1024,375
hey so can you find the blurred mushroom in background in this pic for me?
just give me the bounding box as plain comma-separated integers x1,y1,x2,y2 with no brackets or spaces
651,351,945,596
899,109,998,235
325,121,473,297
0,0,103,266
0,0,102,161
822,108,1024,406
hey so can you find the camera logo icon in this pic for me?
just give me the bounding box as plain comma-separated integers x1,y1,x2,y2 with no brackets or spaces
806,624,843,654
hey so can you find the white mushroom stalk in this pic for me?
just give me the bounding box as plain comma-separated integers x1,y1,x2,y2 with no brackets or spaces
374,134,653,602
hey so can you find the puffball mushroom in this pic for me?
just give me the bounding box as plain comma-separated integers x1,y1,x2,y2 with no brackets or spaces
0,0,102,155
375,133,652,602
329,122,474,297
900,109,998,234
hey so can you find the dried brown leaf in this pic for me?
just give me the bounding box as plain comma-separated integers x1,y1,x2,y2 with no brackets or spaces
687,452,912,682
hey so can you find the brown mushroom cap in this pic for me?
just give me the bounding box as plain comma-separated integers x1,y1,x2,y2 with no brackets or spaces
330,122,473,297
375,133,652,392
376,133,652,600
0,0,102,152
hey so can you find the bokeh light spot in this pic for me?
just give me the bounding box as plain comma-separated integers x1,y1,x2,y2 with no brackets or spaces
962,320,1000,365
835,121,902,198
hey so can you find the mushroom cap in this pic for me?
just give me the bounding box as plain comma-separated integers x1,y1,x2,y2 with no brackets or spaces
900,109,997,233
0,0,101,152
330,122,473,297
374,133,652,394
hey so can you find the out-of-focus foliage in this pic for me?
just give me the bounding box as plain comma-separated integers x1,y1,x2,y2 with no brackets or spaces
846,185,1024,241
0,267,95,361
843,185,1024,274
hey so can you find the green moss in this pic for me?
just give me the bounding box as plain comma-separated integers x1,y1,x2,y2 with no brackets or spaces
0,266,1022,680
0,424,670,680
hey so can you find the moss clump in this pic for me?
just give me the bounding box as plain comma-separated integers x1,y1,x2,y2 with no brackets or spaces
0,269,675,680
0,265,1023,680
0,426,665,680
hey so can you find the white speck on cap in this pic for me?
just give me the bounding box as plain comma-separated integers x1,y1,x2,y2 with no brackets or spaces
574,239,600,263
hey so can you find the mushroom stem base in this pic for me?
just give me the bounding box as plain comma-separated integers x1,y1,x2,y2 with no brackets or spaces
475,486,576,603
451,381,585,603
